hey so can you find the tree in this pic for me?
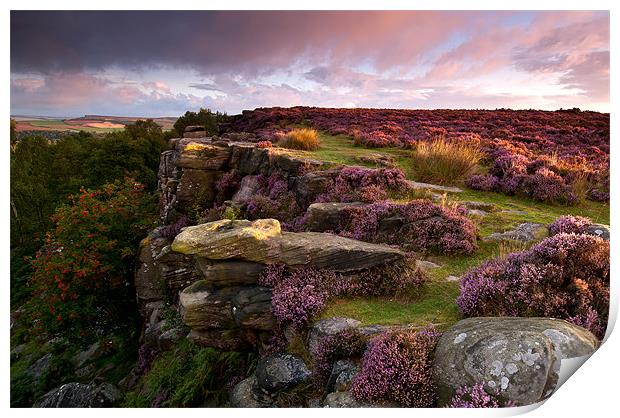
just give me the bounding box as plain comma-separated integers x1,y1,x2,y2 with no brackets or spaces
26,178,158,344
173,108,228,136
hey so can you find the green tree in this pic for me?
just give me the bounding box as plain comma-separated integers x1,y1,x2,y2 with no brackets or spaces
26,178,157,344
173,108,228,136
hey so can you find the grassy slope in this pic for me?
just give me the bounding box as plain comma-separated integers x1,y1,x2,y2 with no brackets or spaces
284,130,610,329
24,119,125,133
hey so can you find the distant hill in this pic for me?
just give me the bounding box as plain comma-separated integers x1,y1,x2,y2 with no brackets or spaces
12,114,177,133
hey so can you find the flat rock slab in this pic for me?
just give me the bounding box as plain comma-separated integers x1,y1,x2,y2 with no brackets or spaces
585,223,610,240
484,222,545,242
433,317,599,407
406,180,463,193
172,219,405,272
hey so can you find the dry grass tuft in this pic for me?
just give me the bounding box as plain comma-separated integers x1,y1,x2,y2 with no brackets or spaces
411,136,483,185
278,128,321,151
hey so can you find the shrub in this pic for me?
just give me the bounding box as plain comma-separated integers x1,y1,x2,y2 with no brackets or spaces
457,233,609,338
123,340,255,407
26,178,157,344
313,329,367,383
411,137,483,185
548,215,592,236
336,200,477,255
351,327,442,407
447,383,513,408
259,260,425,329
240,172,303,224
256,140,273,148
315,166,411,203
159,215,193,240
466,174,500,192
278,128,320,151
521,167,576,204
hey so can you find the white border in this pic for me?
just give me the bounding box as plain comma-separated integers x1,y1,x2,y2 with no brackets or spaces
2,1,616,416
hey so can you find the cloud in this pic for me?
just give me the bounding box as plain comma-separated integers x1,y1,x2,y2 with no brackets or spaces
10,11,609,115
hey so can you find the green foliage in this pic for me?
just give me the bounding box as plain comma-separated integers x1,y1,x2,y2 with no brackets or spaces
10,120,167,306
173,108,228,136
26,178,158,345
123,340,256,407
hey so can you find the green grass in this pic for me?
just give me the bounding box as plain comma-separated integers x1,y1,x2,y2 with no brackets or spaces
284,129,609,329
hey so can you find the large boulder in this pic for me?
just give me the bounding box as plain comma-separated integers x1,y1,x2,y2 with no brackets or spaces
305,202,366,232
585,223,610,240
289,169,341,208
232,287,275,330
179,282,239,329
135,234,169,304
177,141,232,170
176,169,223,211
255,353,312,394
433,317,599,407
230,376,271,408
172,219,405,271
34,382,121,408
195,259,266,287
231,175,262,203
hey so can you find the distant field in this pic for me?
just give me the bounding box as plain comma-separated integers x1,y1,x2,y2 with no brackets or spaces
13,114,177,133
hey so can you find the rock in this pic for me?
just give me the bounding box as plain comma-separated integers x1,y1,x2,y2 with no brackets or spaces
405,180,463,193
176,169,223,211
232,287,275,330
433,317,598,406
500,209,528,215
188,329,252,351
179,281,239,329
229,144,271,175
195,259,266,287
27,353,52,380
460,201,496,211
445,275,460,282
230,375,271,408
584,223,610,240
467,209,488,216
415,260,441,270
308,317,362,356
35,382,121,408
177,141,231,170
377,216,406,236
158,328,186,351
10,344,26,362
353,154,396,167
305,202,366,232
325,360,359,394
73,342,106,368
290,169,340,208
135,234,169,304
231,175,262,203
255,353,311,393
273,151,324,175
172,219,406,272
307,398,322,408
484,222,545,242
323,391,370,408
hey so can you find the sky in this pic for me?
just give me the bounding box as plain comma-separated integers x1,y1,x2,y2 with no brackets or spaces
10,10,610,117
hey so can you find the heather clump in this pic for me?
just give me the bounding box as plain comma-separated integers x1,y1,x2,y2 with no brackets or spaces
457,233,609,338
335,200,477,255
159,215,193,240
259,260,425,329
447,383,513,408
240,172,303,225
351,327,442,407
548,215,592,236
315,166,411,203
